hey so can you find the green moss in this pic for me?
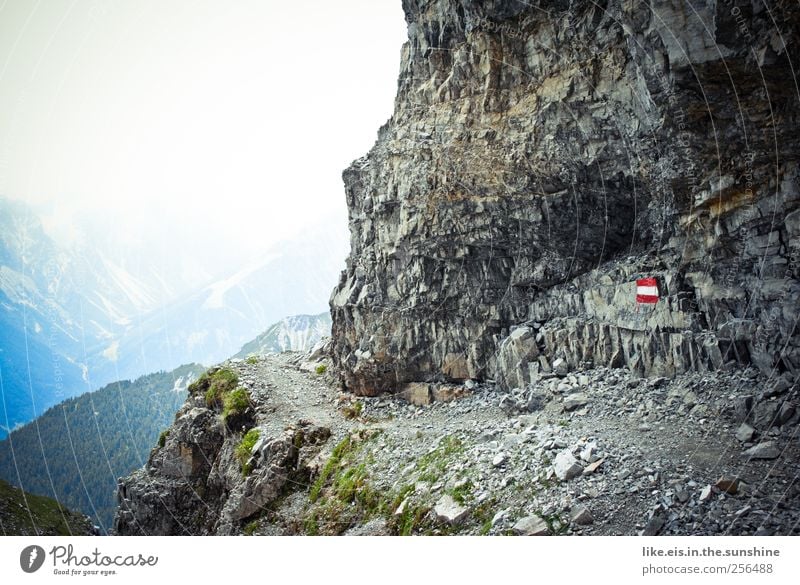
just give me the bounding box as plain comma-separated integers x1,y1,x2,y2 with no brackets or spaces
236,428,261,476
222,387,251,421
157,429,170,448
315,364,328,375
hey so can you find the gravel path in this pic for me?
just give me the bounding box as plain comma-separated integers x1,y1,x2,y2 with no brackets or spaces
205,353,800,536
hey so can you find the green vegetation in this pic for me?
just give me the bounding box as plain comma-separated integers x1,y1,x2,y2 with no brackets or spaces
305,432,391,535
315,364,328,375
243,520,259,535
190,368,252,425
416,435,465,483
236,429,261,476
189,368,239,408
304,432,480,536
158,429,170,448
448,479,474,505
246,355,259,365
0,478,95,536
0,364,204,533
309,435,354,503
342,400,363,420
223,387,251,422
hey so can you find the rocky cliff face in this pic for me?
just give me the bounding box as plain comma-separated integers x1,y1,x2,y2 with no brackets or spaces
330,0,800,395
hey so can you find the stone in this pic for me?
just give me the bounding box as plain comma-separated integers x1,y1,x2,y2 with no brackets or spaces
571,505,593,525
563,393,589,412
552,359,569,376
715,477,739,495
553,450,583,481
433,494,469,525
675,487,690,504
492,452,508,467
582,459,605,476
525,389,549,412
394,498,408,516
495,327,540,391
642,514,665,536
735,423,756,443
432,385,467,402
579,443,597,462
777,402,795,425
400,383,432,406
699,485,713,501
734,395,755,423
512,515,550,536
741,441,781,460
491,509,509,527
753,401,781,429
763,376,792,398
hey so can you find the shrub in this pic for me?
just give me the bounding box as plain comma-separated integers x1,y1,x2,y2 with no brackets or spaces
246,356,259,365
342,401,363,420
222,387,251,422
191,368,240,408
157,430,170,448
236,428,261,476
315,364,327,375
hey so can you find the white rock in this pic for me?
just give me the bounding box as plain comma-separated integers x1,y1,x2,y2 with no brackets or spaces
735,423,756,443
433,494,469,525
512,515,550,536
553,450,583,481
492,452,508,467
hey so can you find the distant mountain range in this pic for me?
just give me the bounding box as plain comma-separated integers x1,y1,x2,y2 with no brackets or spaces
0,364,204,533
0,197,347,437
235,312,331,357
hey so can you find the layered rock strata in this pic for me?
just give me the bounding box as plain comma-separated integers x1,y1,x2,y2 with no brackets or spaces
331,0,800,394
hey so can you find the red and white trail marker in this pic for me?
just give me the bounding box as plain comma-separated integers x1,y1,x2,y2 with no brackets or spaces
636,277,659,304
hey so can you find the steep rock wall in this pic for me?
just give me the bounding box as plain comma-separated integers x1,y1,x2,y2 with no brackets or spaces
331,0,800,394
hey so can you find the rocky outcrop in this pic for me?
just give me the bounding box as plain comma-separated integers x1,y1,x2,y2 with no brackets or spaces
330,0,800,394
114,364,332,535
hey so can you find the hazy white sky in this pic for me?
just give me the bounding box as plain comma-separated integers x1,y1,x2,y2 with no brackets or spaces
0,0,406,268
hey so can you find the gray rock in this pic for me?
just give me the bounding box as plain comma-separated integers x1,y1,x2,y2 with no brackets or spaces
734,396,755,423
642,514,665,536
553,450,583,481
400,383,432,406
571,505,593,525
741,441,781,460
495,327,540,391
563,393,589,412
778,402,795,425
735,423,756,443
512,515,550,536
433,494,469,525
753,401,780,429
